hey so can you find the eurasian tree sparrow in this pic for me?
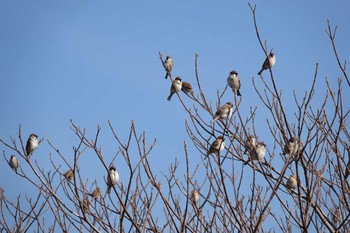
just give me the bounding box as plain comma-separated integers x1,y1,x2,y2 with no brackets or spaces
191,189,199,206
9,155,18,173
286,175,297,190
164,55,173,79
91,187,101,202
181,81,194,97
213,102,233,121
244,135,256,154
282,137,295,155
250,142,266,161
227,70,241,96
167,77,182,101
258,52,276,75
64,169,74,181
106,165,119,194
207,136,225,155
26,133,38,157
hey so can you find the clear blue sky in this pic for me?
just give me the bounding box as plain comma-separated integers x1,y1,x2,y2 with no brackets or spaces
0,0,349,230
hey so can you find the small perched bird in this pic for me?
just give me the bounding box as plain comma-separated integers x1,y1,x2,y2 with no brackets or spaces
26,133,39,157
227,70,241,96
167,77,182,101
250,142,266,161
64,169,74,181
83,195,90,212
207,136,225,156
244,135,256,154
91,187,101,202
106,165,119,194
286,175,298,190
213,102,233,121
181,81,194,96
282,137,295,155
9,155,18,173
191,189,199,206
258,52,276,75
164,55,173,79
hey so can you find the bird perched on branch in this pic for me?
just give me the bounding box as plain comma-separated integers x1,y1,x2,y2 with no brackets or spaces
282,137,295,155
213,102,233,121
207,136,225,156
164,55,173,79
191,189,199,206
250,142,266,161
26,133,39,157
106,165,119,194
181,81,194,97
258,52,276,75
167,77,182,101
227,70,241,96
64,169,74,181
91,187,101,202
286,175,297,190
244,135,256,155
9,155,18,173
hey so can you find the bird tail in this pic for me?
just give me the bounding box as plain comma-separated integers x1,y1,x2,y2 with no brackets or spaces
237,90,241,96
165,72,169,79
106,186,111,194
258,70,263,76
167,93,174,101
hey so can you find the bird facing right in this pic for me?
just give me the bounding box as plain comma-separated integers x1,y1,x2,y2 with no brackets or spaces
167,77,182,101
258,52,276,75
26,133,39,157
207,136,225,156
106,165,119,194
250,142,266,161
227,70,241,96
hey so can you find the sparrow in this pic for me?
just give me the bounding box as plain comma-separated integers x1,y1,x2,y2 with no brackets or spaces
191,189,199,206
64,169,74,181
258,52,276,75
106,165,119,194
345,159,350,180
250,142,266,161
164,55,173,79
9,155,18,173
282,137,295,155
83,195,90,212
167,77,182,101
286,175,297,190
207,136,225,155
213,102,233,121
26,133,39,156
227,70,241,96
244,135,256,154
181,81,194,96
91,187,101,202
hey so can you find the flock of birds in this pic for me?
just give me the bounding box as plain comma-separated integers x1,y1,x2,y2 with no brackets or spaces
8,133,120,201
7,52,348,207
162,51,302,204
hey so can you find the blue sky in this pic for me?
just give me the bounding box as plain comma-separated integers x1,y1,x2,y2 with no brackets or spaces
0,0,349,230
